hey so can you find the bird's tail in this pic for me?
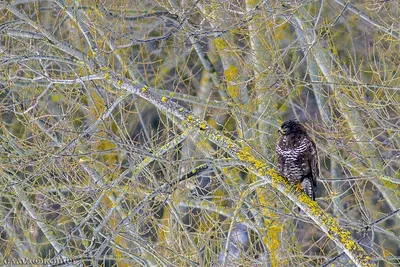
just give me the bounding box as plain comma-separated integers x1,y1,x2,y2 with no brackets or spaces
300,176,315,200
298,176,316,213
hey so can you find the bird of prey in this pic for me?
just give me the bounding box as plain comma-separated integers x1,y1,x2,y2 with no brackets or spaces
276,120,319,201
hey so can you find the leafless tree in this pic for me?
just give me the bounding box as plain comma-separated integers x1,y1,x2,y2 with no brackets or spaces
0,0,399,266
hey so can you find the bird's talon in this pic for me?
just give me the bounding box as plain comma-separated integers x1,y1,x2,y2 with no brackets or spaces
295,183,303,191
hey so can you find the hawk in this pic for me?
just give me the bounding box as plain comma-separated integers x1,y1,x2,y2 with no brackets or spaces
276,120,319,201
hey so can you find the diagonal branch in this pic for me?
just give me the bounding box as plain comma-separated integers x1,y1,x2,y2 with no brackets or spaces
104,71,373,267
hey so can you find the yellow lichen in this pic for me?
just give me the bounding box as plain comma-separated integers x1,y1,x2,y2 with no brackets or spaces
161,96,167,102
224,65,237,81
227,85,239,98
224,65,239,98
212,38,227,51
141,87,147,93
236,150,251,162
245,0,258,6
187,115,193,122
199,122,207,130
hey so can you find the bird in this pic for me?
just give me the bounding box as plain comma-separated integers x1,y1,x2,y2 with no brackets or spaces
276,120,319,202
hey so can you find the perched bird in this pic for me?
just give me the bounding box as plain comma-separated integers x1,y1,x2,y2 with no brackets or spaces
276,120,319,201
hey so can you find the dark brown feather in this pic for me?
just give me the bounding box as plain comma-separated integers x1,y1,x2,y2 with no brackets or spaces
276,121,319,201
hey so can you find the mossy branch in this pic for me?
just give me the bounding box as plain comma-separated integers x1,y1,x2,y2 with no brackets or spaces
103,73,374,267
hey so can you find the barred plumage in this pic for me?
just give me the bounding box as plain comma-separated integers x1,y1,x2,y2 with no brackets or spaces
276,120,319,201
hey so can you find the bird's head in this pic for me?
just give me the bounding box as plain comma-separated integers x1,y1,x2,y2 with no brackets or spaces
278,120,306,135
